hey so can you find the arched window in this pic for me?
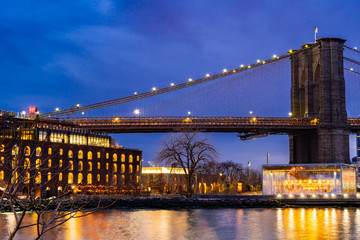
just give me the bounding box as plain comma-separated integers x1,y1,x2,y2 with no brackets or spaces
48,159,52,168
113,153,117,162
136,176,139,183
12,145,19,156
36,159,41,169
25,172,30,184
97,152,101,158
87,174,92,184
137,156,140,161
35,172,41,184
36,147,42,157
58,186,63,192
68,150,73,158
129,165,133,173
68,173,73,184
136,165,139,172
0,144,4,152
60,149,63,155
121,154,125,162
0,171,4,180
113,163,117,173
87,151,92,160
48,148,52,155
24,146,31,156
97,162,100,170
59,160,63,168
24,158,30,169
69,161,73,171
88,162,92,171
106,163,109,170
106,174,109,183
78,173,83,184
121,164,125,173
0,157,4,164
129,155,133,163
97,174,100,182
106,153,109,159
121,175,125,181
78,150,83,159
78,161,83,171
48,172,51,181
59,173,63,181
113,175,117,185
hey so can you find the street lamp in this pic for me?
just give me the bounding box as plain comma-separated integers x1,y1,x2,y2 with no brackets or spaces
134,109,140,115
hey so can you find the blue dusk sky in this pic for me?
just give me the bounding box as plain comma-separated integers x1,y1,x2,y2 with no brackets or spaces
1,0,360,169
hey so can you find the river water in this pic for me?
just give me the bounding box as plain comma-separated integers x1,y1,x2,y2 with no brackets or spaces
0,208,359,240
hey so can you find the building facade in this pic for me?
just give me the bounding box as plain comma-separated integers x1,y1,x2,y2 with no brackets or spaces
0,120,142,197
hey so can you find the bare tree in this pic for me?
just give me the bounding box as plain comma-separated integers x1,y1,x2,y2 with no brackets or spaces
156,131,218,197
0,138,116,240
218,161,245,193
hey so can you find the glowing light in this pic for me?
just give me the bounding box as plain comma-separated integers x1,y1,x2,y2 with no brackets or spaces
300,193,305,198
134,92,137,95
152,87,156,91
355,47,358,50
262,61,266,64
223,69,227,72
357,193,360,198
21,111,26,115
249,110,253,115
188,78,192,82
81,112,84,115
324,193,329,198
170,83,174,86
205,74,210,77
288,194,293,198
257,59,260,63
76,104,80,107
288,49,293,53
187,111,191,115
350,68,354,71
344,194,348,198
248,65,251,69
134,109,140,115
240,64,244,67
273,54,277,58
277,194,282,198
312,194,316,198
331,193,336,198
55,108,59,111
288,112,292,117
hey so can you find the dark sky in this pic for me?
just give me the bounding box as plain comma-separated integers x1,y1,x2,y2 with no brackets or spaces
1,0,359,169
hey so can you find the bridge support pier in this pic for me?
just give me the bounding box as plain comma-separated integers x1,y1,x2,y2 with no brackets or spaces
289,38,349,164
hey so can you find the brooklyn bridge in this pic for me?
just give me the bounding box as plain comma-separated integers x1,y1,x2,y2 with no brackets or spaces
5,38,360,164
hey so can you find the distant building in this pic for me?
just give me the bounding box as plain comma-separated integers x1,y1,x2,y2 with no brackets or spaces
0,119,142,197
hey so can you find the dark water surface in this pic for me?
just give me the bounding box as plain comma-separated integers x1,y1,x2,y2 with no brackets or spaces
0,208,359,239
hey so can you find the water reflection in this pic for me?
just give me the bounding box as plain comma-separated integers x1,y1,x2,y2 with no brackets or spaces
0,208,360,239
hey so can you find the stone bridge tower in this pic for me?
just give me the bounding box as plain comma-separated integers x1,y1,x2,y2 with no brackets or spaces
289,38,350,164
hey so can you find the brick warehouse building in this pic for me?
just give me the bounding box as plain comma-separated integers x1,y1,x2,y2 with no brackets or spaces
0,116,142,198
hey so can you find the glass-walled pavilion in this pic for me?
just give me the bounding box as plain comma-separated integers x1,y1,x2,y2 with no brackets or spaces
263,164,356,195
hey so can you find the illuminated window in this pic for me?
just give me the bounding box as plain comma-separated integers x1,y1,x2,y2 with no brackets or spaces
12,145,19,156
129,155,133,163
97,162,100,170
87,151,92,160
78,173,83,184
122,175,125,181
79,161,83,171
11,171,18,183
0,157,3,164
129,165,133,173
36,147,42,157
137,165,139,172
58,186,63,192
0,144,4,152
68,173,73,184
35,172,41,184
106,163,109,170
48,148,52,155
25,172,30,184
24,146,31,156
106,174,109,183
12,158,17,169
106,153,109,159
137,156,140,161
0,171,4,180
60,149,63,156
78,150,83,159
113,163,117,173
113,153,117,162
97,152,101,158
24,158,30,169
121,154,125,162
59,173,63,181
59,160,63,168
69,161,73,170
97,174,100,182
48,172,51,181
121,164,125,173
87,174,92,184
113,175,117,185
36,159,41,169
48,159,52,168
136,176,139,183
68,150,73,158
88,162,92,171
